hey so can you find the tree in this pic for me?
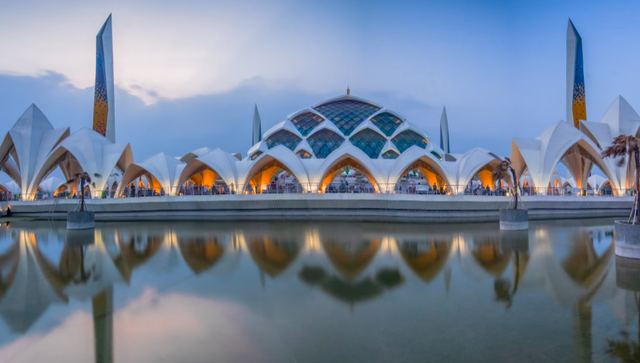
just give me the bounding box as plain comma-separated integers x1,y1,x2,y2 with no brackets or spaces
601,135,640,224
67,172,101,212
492,158,521,209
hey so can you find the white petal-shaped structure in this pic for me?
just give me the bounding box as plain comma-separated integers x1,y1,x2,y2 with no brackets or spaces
117,152,186,196
511,121,616,194
0,104,69,200
39,176,66,196
587,174,608,189
180,147,213,164
178,148,240,192
450,148,503,194
3,181,21,195
1,158,21,186
34,127,133,196
580,96,640,191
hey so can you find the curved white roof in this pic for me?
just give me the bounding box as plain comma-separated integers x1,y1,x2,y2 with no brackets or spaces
580,96,640,191
180,147,213,163
178,148,240,190
3,181,21,194
39,176,66,195
0,104,70,199
34,127,133,196
1,158,21,186
118,152,186,196
511,121,616,192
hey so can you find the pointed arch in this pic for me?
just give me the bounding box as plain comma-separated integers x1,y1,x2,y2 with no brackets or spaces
176,149,239,195
319,156,380,193
241,150,310,193
176,160,235,195
387,149,452,194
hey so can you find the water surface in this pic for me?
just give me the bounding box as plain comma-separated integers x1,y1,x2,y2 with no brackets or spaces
0,218,636,363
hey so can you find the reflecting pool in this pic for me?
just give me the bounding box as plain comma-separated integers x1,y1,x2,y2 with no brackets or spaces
0,218,636,362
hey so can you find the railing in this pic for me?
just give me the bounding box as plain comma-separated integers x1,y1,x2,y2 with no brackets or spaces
8,184,636,201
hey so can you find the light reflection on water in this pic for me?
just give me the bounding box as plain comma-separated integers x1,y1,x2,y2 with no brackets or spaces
0,218,635,362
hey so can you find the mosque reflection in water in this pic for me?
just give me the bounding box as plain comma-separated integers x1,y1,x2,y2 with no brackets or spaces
0,219,635,362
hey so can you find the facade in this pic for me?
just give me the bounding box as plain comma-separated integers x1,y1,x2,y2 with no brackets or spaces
234,94,502,194
93,14,116,143
567,19,587,129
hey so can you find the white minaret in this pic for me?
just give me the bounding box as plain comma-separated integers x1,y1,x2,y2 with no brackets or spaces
252,104,262,146
439,106,450,153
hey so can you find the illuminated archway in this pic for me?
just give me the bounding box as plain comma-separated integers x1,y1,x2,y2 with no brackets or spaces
394,159,450,195
179,164,232,195
320,157,379,193
244,159,304,194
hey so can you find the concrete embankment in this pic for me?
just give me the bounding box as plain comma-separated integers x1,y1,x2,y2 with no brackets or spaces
0,194,632,223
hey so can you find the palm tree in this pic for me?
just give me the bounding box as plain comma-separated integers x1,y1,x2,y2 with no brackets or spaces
492,158,521,209
67,172,101,212
601,135,640,224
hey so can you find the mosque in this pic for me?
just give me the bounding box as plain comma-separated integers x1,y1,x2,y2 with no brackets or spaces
0,16,636,201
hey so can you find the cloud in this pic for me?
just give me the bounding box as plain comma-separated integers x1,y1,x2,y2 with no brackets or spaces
0,70,526,170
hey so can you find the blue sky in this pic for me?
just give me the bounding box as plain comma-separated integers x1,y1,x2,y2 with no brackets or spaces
1,0,639,166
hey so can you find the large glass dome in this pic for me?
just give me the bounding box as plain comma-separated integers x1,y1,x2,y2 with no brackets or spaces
253,95,437,161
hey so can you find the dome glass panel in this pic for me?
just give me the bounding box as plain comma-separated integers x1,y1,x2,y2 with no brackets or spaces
349,129,386,159
264,130,302,151
296,150,313,159
307,129,345,158
314,99,381,136
391,130,428,153
370,112,403,136
381,149,400,159
291,112,324,136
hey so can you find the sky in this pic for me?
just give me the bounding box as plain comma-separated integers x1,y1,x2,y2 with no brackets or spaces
1,0,640,168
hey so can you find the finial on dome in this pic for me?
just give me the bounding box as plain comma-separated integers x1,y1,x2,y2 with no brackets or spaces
347,85,350,95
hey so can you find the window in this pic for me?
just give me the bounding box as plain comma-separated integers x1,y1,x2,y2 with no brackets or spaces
381,149,400,159
391,130,428,153
296,150,313,159
251,151,263,160
349,129,386,159
314,99,381,136
291,112,324,136
264,130,302,151
430,150,443,160
307,129,345,158
370,112,403,136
